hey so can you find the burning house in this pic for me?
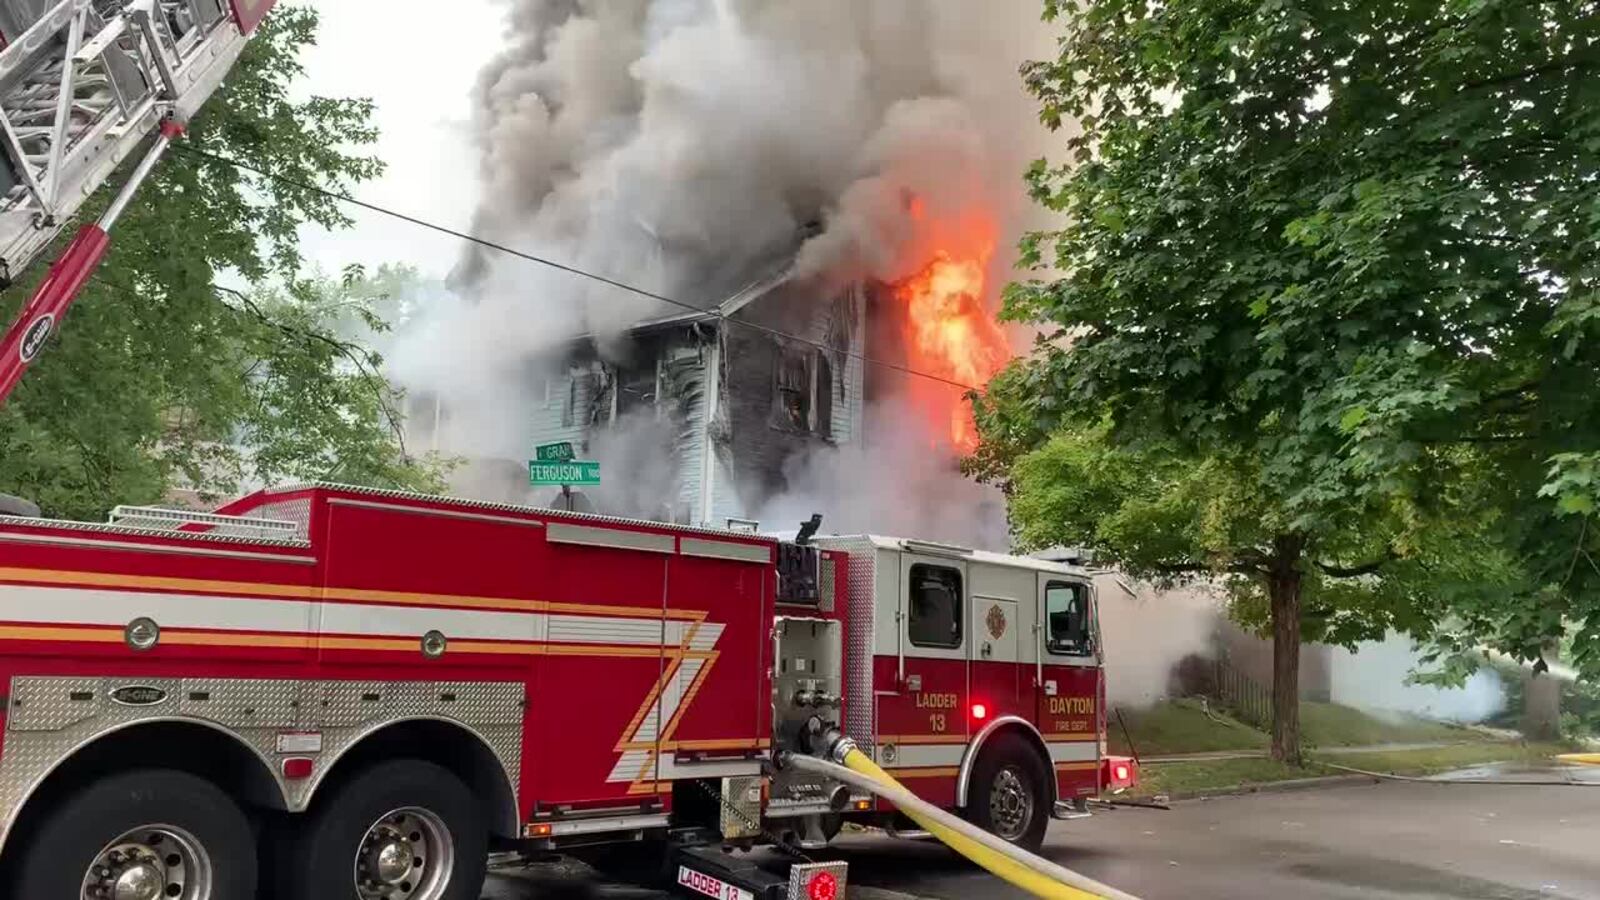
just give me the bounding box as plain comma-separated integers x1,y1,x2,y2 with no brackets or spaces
523,264,869,525
385,0,1049,543
517,234,1012,529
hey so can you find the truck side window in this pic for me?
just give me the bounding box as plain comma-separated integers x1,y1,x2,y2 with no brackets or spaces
908,564,962,649
1045,581,1092,656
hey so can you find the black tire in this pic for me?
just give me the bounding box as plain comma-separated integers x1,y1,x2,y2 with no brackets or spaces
282,759,487,900
14,767,257,899
967,733,1051,853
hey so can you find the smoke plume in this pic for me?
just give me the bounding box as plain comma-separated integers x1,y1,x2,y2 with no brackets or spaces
1097,580,1224,709
379,0,1057,539
755,404,1011,549
1331,633,1506,723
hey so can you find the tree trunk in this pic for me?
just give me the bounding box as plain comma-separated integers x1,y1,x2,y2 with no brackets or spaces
1267,536,1305,763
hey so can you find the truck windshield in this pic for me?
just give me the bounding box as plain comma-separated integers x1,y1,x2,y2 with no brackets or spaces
908,564,963,649
1045,581,1092,656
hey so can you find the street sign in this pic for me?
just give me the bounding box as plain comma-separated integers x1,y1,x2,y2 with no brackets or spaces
535,441,576,462
529,460,601,486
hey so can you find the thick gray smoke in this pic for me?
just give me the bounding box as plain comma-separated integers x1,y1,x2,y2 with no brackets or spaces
1331,633,1506,723
754,404,1012,549
383,0,1056,494
1097,580,1223,708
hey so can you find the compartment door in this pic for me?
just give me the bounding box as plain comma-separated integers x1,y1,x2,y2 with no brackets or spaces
1035,574,1101,797
872,552,968,806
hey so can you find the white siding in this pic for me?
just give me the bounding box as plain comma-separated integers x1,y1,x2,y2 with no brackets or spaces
670,347,709,522
527,369,595,453
833,284,867,447
708,452,743,527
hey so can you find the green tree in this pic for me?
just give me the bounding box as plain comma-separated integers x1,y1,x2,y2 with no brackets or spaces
978,0,1599,760
0,7,446,518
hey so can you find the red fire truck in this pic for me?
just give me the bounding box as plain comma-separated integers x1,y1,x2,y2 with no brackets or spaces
0,483,1135,899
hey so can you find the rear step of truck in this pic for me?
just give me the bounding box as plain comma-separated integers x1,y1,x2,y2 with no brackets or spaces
672,845,847,900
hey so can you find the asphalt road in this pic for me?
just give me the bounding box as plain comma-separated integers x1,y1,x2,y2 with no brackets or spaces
486,765,1600,900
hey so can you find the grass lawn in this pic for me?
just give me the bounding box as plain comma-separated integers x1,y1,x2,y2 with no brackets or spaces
1299,701,1491,748
1109,698,1266,756
1128,741,1571,798
1131,757,1303,797
1112,698,1494,760
1317,742,1570,775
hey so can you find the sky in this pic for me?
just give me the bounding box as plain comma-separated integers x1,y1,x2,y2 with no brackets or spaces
295,0,504,279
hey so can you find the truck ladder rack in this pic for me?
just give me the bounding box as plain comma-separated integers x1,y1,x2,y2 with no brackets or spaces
0,0,258,281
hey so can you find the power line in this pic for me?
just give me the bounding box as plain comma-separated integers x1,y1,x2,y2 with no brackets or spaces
173,144,986,393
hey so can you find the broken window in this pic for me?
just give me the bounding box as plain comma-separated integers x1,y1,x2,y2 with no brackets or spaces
773,345,837,439
814,351,834,441
776,350,811,431
616,363,657,418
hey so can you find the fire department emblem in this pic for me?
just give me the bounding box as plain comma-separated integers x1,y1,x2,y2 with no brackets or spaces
986,605,1007,640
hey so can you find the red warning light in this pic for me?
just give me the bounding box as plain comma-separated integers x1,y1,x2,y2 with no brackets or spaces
1115,764,1130,782
971,703,988,721
808,871,839,900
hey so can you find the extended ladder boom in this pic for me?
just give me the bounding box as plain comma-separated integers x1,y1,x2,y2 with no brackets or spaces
0,0,275,405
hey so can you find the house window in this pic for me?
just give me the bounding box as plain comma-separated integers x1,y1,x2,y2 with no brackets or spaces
908,564,963,649
1045,581,1093,656
774,346,836,439
776,350,811,431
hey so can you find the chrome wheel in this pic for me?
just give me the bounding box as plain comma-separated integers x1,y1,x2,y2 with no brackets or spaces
79,824,212,900
353,806,455,900
989,767,1034,842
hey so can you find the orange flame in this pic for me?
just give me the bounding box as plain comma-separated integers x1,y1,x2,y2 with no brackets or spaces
894,251,1012,452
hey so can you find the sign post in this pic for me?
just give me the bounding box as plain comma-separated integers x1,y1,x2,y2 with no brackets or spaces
530,445,600,512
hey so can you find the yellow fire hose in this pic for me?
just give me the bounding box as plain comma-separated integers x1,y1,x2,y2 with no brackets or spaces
1558,753,1600,766
783,740,1142,900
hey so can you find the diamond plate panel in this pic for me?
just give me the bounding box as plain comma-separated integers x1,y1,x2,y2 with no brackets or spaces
0,676,526,848
238,496,312,538
181,678,299,728
720,775,764,840
818,552,837,613
8,676,107,731
815,537,881,747
318,680,393,726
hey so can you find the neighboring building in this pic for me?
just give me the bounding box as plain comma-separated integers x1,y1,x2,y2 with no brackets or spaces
525,266,869,527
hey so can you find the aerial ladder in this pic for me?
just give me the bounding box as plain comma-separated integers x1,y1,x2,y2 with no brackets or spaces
0,0,274,404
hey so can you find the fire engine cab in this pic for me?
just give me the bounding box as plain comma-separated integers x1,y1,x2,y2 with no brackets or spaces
0,483,1134,899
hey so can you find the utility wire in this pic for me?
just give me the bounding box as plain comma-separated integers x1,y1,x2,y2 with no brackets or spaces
174,144,987,393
